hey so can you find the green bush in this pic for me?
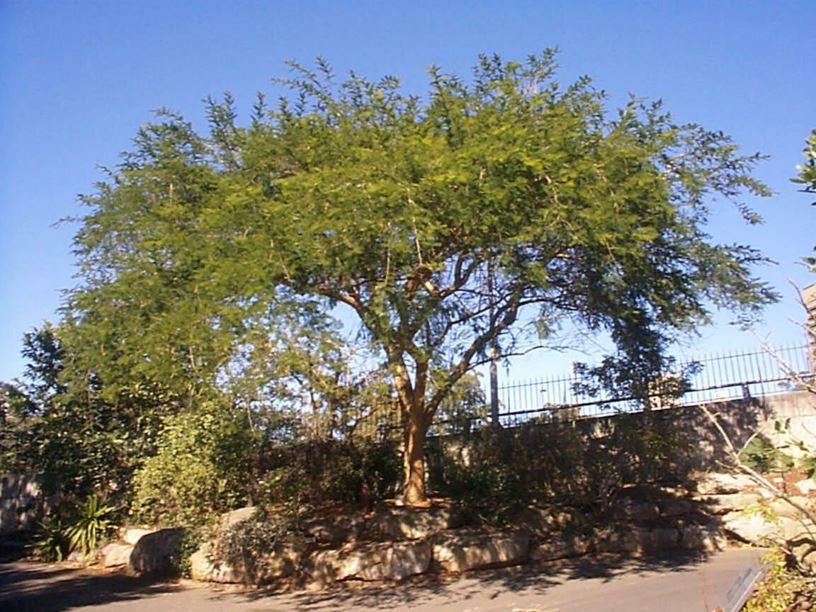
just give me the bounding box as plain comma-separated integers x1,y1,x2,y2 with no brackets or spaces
168,528,206,578
130,402,258,527
254,438,400,510
739,434,795,473
31,518,69,562
428,414,694,523
745,549,811,611
443,458,529,526
211,510,301,584
64,496,117,555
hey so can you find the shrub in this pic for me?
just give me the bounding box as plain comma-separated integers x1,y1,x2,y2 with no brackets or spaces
64,496,117,555
168,528,206,578
211,510,301,583
739,434,795,473
254,438,400,510
745,549,812,611
31,518,69,562
130,401,258,527
444,458,529,525
428,414,694,523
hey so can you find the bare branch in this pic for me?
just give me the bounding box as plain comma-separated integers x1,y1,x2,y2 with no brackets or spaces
698,404,816,544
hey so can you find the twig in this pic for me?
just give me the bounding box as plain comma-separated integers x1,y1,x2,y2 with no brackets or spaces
698,404,816,542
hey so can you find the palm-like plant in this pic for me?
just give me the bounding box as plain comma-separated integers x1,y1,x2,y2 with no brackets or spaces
32,518,69,562
64,496,117,555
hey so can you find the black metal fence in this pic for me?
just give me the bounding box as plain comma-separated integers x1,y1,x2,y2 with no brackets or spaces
492,343,811,427
294,343,812,438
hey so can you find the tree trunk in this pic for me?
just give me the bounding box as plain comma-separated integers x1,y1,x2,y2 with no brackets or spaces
403,411,429,505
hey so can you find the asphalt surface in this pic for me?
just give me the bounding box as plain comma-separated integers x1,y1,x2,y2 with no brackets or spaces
0,548,767,611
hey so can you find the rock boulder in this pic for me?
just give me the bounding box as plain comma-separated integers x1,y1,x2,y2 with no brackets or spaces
721,511,779,544
101,543,134,567
189,543,243,583
432,530,529,573
365,506,453,541
310,540,432,582
530,533,591,561
694,472,757,496
129,528,183,575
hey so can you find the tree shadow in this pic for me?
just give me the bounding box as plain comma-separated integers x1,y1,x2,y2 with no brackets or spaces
0,560,183,612
226,549,714,610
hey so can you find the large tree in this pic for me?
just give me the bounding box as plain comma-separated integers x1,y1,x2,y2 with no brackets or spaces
66,52,775,504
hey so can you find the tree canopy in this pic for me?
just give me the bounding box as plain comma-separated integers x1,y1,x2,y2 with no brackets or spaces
59,52,775,504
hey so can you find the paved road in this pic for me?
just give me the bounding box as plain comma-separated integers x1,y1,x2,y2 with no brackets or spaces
1,548,766,611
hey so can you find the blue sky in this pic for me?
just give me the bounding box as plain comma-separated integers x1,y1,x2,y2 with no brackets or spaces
1,0,814,383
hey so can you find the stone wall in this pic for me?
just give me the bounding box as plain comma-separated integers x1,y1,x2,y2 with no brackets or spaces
647,389,816,471
429,390,815,488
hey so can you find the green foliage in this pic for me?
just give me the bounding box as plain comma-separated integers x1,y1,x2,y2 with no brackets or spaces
30,496,118,561
212,510,300,583
59,51,776,502
64,496,117,556
31,518,69,562
433,373,489,434
130,402,258,527
429,414,693,520
745,549,812,612
254,439,400,510
168,528,206,578
444,458,529,526
739,435,795,473
1,326,156,503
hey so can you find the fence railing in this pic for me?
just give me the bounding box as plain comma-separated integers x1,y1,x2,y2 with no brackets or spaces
491,343,811,427
283,343,812,439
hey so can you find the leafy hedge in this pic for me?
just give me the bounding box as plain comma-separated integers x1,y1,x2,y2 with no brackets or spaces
130,402,257,526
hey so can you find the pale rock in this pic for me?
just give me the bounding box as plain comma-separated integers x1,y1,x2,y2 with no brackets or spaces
102,543,134,567
66,550,94,564
679,524,725,552
595,526,682,554
121,527,155,546
611,499,660,522
432,530,529,573
530,534,591,561
219,506,257,530
721,511,779,544
303,513,364,545
643,527,681,552
190,533,310,585
251,534,310,583
595,527,645,554
365,506,453,541
310,540,432,582
694,473,757,495
516,506,581,536
794,478,816,496
767,497,815,519
699,493,763,515
189,543,243,583
657,498,695,518
780,517,816,541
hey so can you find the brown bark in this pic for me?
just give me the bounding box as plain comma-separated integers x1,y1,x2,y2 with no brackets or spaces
402,409,429,505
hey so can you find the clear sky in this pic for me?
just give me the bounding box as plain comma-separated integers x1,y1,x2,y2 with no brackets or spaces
1,0,814,384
